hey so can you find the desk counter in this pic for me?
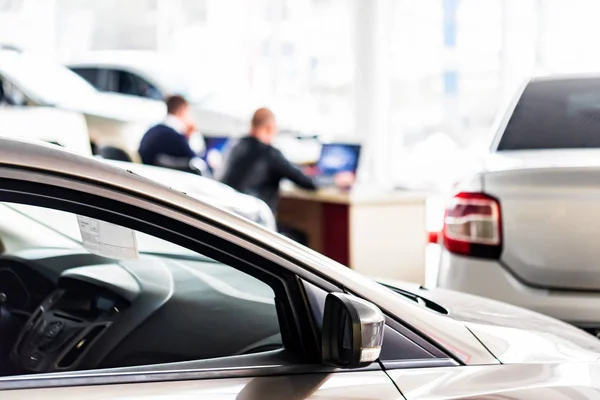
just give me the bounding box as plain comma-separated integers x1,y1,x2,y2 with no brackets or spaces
278,186,431,283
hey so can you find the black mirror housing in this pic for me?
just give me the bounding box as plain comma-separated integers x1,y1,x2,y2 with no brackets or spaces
322,293,385,368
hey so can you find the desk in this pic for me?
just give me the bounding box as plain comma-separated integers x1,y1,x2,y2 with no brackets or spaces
278,185,430,283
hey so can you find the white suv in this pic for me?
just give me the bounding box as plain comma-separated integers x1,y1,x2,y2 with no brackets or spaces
437,75,600,335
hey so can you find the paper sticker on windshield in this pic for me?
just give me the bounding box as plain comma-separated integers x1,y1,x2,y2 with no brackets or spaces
77,216,139,260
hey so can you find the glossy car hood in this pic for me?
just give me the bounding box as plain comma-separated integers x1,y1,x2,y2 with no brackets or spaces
379,279,600,364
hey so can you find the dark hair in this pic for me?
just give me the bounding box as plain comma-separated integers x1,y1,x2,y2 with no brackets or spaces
165,95,188,115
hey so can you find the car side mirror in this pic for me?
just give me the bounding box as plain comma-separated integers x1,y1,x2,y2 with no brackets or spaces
321,293,385,369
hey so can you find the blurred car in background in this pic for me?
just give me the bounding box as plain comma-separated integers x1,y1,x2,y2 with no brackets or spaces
105,159,276,230
67,51,250,136
0,103,91,155
0,45,163,160
437,75,600,336
67,51,322,164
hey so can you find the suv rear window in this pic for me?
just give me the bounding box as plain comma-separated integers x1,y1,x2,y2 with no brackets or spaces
498,78,600,150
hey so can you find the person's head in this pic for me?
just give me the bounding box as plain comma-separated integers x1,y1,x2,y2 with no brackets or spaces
250,108,277,144
165,95,190,120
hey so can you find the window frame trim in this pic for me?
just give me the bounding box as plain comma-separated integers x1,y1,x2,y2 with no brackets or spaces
0,362,383,391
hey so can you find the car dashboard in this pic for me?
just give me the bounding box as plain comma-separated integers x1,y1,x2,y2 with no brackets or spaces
0,249,281,376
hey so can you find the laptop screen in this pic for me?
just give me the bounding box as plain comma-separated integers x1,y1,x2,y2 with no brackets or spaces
202,136,230,160
202,136,231,171
204,137,229,157
316,143,361,176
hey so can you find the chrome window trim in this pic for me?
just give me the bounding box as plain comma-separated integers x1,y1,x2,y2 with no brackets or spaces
381,358,458,371
0,363,381,391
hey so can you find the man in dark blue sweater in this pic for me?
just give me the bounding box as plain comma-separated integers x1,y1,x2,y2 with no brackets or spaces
139,95,199,171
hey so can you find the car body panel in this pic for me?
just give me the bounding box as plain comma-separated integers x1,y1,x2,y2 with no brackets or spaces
60,91,164,124
378,277,600,364
390,363,600,400
70,92,163,159
0,106,91,155
484,150,600,291
437,249,600,327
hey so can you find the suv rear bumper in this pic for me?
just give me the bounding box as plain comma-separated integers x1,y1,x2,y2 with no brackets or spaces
437,249,600,328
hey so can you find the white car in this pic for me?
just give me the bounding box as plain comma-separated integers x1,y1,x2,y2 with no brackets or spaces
2,137,600,398
105,160,276,230
437,74,600,335
0,46,164,160
0,104,91,155
67,51,323,164
67,51,250,136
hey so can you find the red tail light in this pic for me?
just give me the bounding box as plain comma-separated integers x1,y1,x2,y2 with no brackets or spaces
427,231,440,244
443,192,502,259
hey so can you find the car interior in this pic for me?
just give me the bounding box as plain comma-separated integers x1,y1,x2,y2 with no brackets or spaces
0,202,283,377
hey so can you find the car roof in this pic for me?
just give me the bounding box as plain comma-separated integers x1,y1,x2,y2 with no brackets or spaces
103,159,264,215
66,51,171,77
67,50,162,65
0,137,495,365
531,73,600,82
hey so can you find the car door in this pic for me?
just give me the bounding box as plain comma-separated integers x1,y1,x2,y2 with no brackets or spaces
386,365,600,399
0,154,403,399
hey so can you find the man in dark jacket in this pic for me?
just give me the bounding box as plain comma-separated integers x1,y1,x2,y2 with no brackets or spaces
218,108,319,213
138,95,201,171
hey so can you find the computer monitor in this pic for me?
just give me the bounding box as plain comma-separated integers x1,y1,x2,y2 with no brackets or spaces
204,136,230,158
203,136,231,171
316,143,362,177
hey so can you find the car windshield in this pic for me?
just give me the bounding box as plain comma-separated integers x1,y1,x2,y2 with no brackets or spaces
0,52,97,106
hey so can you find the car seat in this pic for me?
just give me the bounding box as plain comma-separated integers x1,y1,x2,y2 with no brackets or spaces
98,146,133,162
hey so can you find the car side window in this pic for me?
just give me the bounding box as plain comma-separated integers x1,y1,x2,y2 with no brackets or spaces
70,68,100,88
117,70,162,100
117,70,138,96
0,201,284,376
